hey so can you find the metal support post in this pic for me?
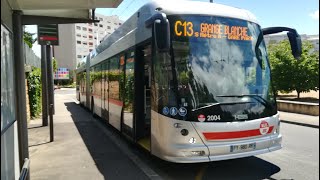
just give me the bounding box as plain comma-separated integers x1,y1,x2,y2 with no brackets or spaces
13,10,30,179
41,45,48,126
46,45,54,114
49,104,54,142
46,45,54,142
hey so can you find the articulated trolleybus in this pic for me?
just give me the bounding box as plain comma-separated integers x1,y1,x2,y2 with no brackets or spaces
76,0,301,163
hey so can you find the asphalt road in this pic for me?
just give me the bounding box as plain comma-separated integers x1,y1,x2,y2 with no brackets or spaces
57,88,319,180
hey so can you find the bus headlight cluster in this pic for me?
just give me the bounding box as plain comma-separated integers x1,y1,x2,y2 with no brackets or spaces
189,137,196,144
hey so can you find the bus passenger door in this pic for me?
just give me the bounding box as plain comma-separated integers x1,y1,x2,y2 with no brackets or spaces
135,44,152,151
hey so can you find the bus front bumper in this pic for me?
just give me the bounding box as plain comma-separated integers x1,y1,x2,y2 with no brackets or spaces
160,134,282,163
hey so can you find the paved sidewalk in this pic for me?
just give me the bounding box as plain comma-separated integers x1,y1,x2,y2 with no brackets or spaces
279,111,319,128
28,93,150,180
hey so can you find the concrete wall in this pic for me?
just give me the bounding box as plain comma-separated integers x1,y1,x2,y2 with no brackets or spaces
277,100,319,116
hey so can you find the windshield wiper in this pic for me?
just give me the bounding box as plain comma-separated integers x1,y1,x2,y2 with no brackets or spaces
216,94,273,108
191,101,255,111
192,103,220,111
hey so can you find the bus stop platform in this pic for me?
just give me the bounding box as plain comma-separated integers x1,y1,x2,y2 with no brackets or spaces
27,92,153,180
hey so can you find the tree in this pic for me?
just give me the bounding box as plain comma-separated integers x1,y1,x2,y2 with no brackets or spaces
23,31,37,48
268,40,319,98
52,57,58,73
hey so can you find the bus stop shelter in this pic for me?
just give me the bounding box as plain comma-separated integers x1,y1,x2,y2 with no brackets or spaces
1,0,122,179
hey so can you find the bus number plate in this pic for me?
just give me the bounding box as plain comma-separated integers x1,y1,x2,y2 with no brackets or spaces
230,143,256,152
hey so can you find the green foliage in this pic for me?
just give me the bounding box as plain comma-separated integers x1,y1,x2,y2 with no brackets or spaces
90,71,104,85
268,40,319,97
124,73,134,112
27,67,42,118
23,31,37,48
89,71,124,84
87,70,134,112
179,71,189,85
52,58,58,73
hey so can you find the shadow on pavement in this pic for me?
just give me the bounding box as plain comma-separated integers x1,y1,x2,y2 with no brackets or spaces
27,125,44,130
65,102,281,180
136,151,281,180
64,102,149,180
29,141,51,147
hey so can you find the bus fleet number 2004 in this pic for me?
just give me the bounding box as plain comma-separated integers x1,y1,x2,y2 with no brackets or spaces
207,115,221,121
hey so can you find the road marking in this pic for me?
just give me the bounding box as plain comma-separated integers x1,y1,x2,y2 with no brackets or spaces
195,163,208,180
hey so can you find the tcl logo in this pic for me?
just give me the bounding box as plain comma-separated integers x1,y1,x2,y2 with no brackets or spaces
198,114,206,122
260,121,270,135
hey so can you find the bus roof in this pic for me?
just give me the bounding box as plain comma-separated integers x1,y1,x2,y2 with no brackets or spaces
146,0,258,23
79,0,259,71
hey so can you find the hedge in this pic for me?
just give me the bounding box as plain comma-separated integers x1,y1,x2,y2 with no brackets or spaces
27,67,42,118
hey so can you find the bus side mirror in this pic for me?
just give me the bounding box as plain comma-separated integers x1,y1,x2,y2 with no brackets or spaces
145,12,170,52
262,27,302,59
287,32,302,59
154,19,170,52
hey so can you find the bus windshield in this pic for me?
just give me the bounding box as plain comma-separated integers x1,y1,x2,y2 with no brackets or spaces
156,15,277,122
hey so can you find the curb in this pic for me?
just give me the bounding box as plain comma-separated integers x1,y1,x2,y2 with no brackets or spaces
280,120,319,129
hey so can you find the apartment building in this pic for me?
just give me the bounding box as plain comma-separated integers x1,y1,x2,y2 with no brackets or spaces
54,14,123,73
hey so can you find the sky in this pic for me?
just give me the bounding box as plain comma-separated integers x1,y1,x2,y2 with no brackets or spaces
96,0,319,35
26,0,319,57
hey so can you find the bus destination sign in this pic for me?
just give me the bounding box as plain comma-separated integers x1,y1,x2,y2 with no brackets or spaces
174,20,253,41
38,24,59,45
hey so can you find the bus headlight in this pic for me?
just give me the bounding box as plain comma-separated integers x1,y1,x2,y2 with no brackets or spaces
189,137,196,144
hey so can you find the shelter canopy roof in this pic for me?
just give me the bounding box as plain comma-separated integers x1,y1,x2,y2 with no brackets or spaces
8,0,122,18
